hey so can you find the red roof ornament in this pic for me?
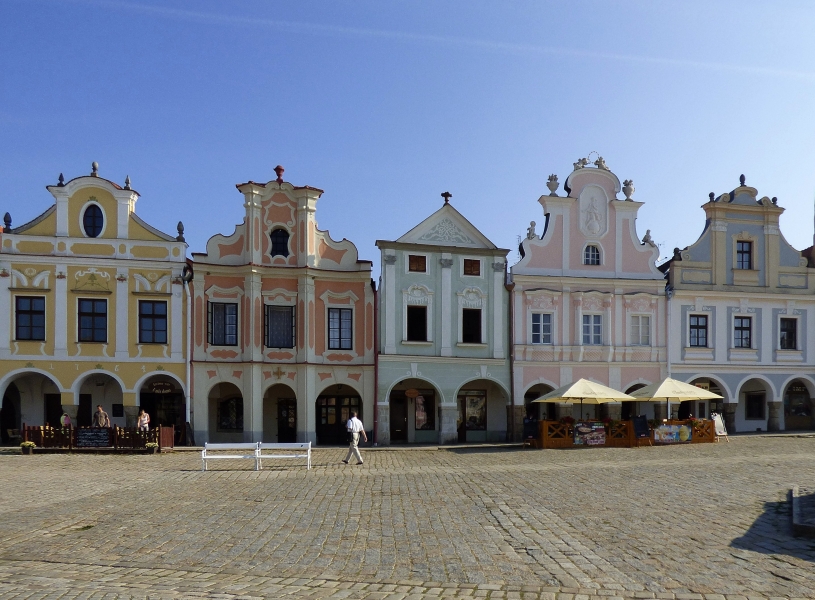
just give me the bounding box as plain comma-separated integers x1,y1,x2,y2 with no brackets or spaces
274,165,285,184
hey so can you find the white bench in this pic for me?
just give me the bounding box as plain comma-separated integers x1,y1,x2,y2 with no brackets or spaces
258,442,311,470
201,442,260,471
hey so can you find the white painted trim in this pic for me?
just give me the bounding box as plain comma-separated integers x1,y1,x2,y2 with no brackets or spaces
405,252,430,274
456,286,487,345
79,200,107,239
402,284,434,342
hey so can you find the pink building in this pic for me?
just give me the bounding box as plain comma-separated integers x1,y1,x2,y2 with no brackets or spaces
190,167,375,445
510,156,667,423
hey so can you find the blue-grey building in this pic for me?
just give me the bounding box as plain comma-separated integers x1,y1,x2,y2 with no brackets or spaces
664,177,815,433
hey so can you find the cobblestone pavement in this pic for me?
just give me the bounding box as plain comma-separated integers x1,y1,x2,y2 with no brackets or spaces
0,437,814,599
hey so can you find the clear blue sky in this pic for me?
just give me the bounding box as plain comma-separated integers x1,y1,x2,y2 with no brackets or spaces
2,0,815,277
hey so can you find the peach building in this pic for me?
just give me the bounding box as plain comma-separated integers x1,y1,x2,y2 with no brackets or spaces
190,167,375,445
510,156,667,425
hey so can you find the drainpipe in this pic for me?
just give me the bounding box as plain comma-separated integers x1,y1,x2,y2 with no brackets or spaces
372,278,379,445
182,263,194,435
506,270,516,443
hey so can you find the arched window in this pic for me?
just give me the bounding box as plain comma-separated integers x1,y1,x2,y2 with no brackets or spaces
270,229,289,257
584,244,601,265
82,204,104,238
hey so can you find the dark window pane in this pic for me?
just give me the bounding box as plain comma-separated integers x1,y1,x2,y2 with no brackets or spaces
83,204,104,237
407,306,427,341
462,309,481,344
328,308,352,350
270,229,290,257
265,305,295,348
15,296,46,341
139,301,167,344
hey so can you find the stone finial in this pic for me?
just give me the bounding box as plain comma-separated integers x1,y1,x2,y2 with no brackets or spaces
622,179,635,201
709,192,715,202
274,165,284,183
546,174,559,196
673,247,682,261
58,173,65,187
594,156,609,170
124,175,131,190
526,221,537,240
441,191,452,204
176,221,185,243
573,157,588,170
3,212,11,232
91,162,99,177
772,197,778,205
739,174,745,186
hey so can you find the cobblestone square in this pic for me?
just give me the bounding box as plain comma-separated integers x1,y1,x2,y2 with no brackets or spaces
0,437,814,599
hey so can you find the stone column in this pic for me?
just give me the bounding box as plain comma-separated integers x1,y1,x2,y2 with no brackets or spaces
767,401,782,431
723,403,737,434
377,403,391,446
508,405,524,442
124,406,139,428
653,403,667,422
439,405,458,444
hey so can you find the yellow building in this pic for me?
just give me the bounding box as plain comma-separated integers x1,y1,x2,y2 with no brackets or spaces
0,164,189,441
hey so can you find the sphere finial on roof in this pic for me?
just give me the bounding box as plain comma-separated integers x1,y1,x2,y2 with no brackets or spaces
709,192,715,202
91,162,99,177
274,165,284,184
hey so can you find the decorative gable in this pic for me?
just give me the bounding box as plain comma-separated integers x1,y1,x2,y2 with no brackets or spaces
396,202,496,249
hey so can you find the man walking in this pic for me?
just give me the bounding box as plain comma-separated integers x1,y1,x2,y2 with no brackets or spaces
342,411,367,465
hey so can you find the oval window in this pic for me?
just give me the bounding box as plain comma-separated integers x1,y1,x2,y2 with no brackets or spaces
82,204,104,238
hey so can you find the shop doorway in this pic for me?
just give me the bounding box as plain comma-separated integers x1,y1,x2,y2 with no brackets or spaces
140,376,185,444
0,383,21,444
277,399,297,442
263,384,298,443
457,390,487,443
784,380,813,430
44,394,62,427
316,385,361,445
524,384,555,422
390,396,407,442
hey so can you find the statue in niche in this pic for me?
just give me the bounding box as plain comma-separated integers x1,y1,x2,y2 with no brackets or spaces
584,198,602,235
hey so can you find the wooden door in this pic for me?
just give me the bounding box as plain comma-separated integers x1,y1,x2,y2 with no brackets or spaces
277,398,296,443
390,396,407,442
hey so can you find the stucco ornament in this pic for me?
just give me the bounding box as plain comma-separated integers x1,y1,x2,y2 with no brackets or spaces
623,179,635,200
526,221,537,240
573,157,589,171
584,198,603,235
418,218,475,245
546,174,559,195
642,229,656,247
594,156,609,170
578,186,609,238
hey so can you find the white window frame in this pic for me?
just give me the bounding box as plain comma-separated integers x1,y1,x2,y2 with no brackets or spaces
732,314,753,349
531,312,552,345
402,284,434,344
778,315,798,351
582,313,603,345
406,252,429,274
687,311,712,349
320,290,359,356
460,257,483,278
583,243,602,266
630,314,651,347
457,287,487,346
206,285,245,352
79,199,106,238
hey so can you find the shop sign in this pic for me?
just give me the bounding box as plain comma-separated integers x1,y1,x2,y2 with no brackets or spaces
655,424,692,443
151,382,174,394
574,421,605,445
404,388,419,398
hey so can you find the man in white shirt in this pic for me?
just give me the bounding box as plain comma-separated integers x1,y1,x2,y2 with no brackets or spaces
342,411,367,465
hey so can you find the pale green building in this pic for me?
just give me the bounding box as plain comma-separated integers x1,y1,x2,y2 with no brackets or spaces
376,196,512,445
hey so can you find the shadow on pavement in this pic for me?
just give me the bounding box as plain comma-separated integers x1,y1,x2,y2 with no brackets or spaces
730,499,815,562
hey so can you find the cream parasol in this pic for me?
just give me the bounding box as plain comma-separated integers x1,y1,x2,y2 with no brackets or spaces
532,378,635,419
627,377,722,419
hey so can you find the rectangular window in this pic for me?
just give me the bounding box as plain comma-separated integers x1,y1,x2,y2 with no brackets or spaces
462,308,482,343
531,313,552,344
138,301,167,344
630,315,651,346
463,259,480,276
459,390,487,430
689,314,708,347
208,302,238,346
328,308,352,350
265,305,296,348
408,255,426,272
745,392,765,420
736,241,752,270
780,317,797,350
406,305,427,341
582,314,602,345
78,299,107,343
734,316,751,348
15,296,45,341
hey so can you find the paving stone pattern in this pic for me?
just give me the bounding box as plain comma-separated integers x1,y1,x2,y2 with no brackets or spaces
0,437,814,599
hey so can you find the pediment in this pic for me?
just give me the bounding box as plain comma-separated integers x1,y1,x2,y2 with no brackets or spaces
396,204,496,249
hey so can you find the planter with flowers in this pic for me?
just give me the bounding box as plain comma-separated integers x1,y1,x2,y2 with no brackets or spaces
145,442,159,454
20,441,36,455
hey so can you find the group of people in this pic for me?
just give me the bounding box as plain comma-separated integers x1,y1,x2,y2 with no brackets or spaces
56,406,151,431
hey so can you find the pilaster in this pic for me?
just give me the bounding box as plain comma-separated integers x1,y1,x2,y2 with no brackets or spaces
767,400,782,431
53,264,68,359
440,254,453,357
115,268,129,358
439,404,458,444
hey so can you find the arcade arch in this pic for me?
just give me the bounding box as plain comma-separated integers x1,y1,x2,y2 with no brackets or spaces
208,382,244,443
783,378,814,431
316,383,362,445
263,383,298,443
388,378,442,444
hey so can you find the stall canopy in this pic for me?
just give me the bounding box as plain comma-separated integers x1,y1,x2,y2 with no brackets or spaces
532,379,635,416
627,377,723,417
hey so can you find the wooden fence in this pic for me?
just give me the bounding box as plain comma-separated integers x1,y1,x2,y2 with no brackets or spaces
23,425,174,450
533,419,716,449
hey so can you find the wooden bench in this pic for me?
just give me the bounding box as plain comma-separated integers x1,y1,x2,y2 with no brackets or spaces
258,442,311,470
201,442,260,471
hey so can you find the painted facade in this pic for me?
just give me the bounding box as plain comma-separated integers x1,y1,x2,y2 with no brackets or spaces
0,164,189,442
510,157,667,431
664,178,815,433
190,167,375,445
376,197,511,445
